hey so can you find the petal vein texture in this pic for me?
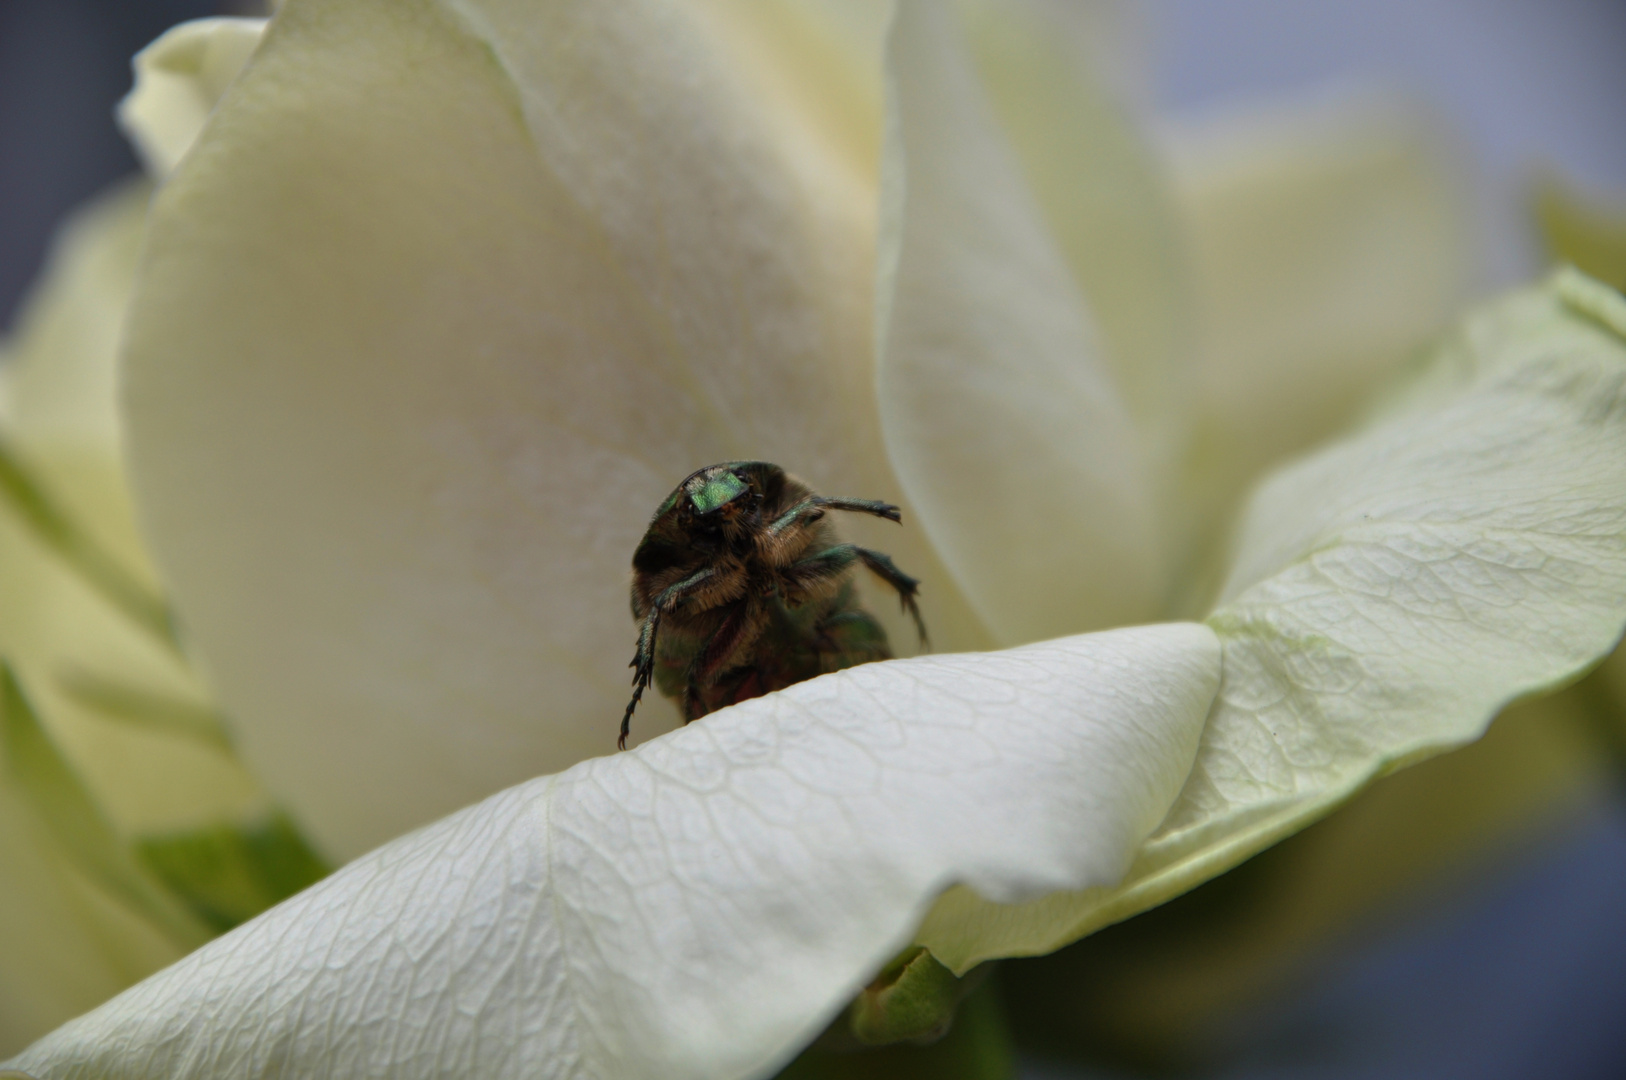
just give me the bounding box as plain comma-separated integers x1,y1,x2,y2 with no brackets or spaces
918,272,1626,967
7,625,1220,1080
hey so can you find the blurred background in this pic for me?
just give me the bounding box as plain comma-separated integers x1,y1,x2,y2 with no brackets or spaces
1024,3,1626,1078
0,0,234,330
2,0,1625,1077
1014,2,1626,1079
1148,0,1626,290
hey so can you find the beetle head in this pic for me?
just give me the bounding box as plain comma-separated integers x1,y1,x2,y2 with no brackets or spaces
686,466,751,521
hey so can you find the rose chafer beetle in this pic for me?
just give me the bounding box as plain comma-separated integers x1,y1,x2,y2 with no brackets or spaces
619,461,927,749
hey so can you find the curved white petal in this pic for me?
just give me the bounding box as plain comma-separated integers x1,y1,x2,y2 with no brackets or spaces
956,0,1188,436
119,0,983,861
3,185,142,459
0,802,185,1059
6,624,1221,1080
0,189,258,1055
877,0,1163,647
1536,174,1626,293
0,186,260,837
116,18,268,181
1163,89,1476,573
918,272,1626,967
0,767,190,1058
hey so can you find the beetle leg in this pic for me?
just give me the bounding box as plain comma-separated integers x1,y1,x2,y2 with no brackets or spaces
765,496,827,537
767,496,902,537
620,566,715,750
854,547,929,648
782,544,861,602
620,609,659,749
819,497,903,524
678,598,766,722
761,497,904,568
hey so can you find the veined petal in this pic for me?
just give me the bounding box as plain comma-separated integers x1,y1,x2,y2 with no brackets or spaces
116,18,269,181
920,272,1626,967
1163,89,1476,582
119,0,985,861
6,624,1221,1080
877,0,1163,647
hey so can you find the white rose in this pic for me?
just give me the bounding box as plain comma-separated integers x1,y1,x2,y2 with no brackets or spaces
5,2,1625,1077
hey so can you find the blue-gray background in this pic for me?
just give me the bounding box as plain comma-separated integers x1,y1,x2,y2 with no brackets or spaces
2,1,1624,1077
0,0,229,327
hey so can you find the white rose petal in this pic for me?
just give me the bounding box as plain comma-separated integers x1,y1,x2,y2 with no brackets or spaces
877,0,1164,646
0,769,183,1055
0,184,259,839
0,181,259,1059
917,271,1626,967
119,0,982,861
6,624,1221,1080
117,18,269,180
1163,88,1477,565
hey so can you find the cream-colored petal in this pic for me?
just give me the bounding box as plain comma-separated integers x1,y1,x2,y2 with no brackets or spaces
0,186,261,837
3,184,144,460
0,179,269,1056
0,775,185,1058
7,624,1219,1080
1164,89,1477,585
121,0,985,861
958,0,1189,439
1536,173,1626,292
877,0,1162,646
116,18,268,181
702,0,891,188
920,272,1626,967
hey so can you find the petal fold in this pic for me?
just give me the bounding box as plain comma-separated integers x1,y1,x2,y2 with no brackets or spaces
921,272,1626,964
7,624,1221,1080
117,18,268,180
877,0,1164,646
1163,89,1476,570
119,0,954,860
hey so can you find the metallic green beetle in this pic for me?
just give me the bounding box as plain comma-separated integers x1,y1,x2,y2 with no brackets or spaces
619,461,927,749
